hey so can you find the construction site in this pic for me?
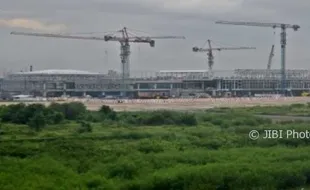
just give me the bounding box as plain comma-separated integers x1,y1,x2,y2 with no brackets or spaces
1,20,309,110
2,68,310,98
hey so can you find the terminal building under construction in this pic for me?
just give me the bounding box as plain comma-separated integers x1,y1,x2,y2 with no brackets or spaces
1,68,310,98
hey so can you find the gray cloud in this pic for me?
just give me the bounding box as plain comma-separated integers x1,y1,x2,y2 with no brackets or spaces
0,18,66,32
0,0,309,75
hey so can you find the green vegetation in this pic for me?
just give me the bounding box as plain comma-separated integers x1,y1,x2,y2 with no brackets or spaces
230,103,310,116
1,102,310,189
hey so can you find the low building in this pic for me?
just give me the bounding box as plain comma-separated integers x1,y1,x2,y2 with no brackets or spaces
2,69,310,97
1,69,124,97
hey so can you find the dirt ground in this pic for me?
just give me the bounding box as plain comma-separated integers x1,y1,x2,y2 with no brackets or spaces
1,97,310,111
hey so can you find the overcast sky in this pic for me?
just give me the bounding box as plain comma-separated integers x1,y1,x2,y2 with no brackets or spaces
0,0,309,75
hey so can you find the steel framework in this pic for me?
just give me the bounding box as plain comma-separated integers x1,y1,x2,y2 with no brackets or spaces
215,20,300,95
10,28,185,97
192,39,255,77
3,69,310,98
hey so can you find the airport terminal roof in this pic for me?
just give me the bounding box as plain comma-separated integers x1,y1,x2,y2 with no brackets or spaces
158,70,235,78
159,70,208,73
13,69,100,75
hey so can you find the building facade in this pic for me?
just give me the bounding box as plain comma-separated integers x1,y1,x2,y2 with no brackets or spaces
2,69,310,98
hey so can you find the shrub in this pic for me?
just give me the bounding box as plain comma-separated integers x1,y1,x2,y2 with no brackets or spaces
178,113,197,126
77,121,92,133
46,111,65,124
1,103,27,124
137,140,164,154
289,103,305,109
28,112,46,131
99,105,113,114
99,105,117,120
48,102,66,114
107,158,139,179
0,103,65,125
118,111,197,126
49,102,86,120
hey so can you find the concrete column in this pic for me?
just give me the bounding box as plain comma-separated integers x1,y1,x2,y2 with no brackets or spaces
233,80,236,96
154,83,157,89
137,83,140,90
217,80,222,97
83,92,86,97
217,80,221,90
43,83,47,97
63,83,67,96
212,90,216,97
170,83,173,89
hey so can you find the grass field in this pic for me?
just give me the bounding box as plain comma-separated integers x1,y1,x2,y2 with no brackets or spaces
1,103,310,189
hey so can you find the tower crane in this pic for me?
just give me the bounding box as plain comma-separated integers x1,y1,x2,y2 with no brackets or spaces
215,20,300,95
267,45,275,70
192,39,256,77
10,27,185,97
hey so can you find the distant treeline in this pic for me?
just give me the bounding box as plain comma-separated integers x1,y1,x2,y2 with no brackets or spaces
0,102,198,130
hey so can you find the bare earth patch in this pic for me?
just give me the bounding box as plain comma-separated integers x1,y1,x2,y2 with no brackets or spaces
1,97,309,111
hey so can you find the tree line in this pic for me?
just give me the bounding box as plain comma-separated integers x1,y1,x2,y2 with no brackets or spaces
0,102,198,131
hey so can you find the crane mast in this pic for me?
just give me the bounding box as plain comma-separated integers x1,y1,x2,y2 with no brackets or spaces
10,27,185,97
215,20,300,95
192,39,256,78
267,45,275,70
207,40,214,77
119,27,130,93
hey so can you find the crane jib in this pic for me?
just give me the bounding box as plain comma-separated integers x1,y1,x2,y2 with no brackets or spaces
215,21,300,30
215,20,300,96
10,27,186,98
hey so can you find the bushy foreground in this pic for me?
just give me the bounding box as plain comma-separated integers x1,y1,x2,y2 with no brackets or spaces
0,103,310,189
0,102,198,131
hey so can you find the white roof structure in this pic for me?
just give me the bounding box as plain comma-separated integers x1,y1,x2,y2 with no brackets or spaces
12,94,33,98
13,69,100,75
159,70,208,73
158,70,236,78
